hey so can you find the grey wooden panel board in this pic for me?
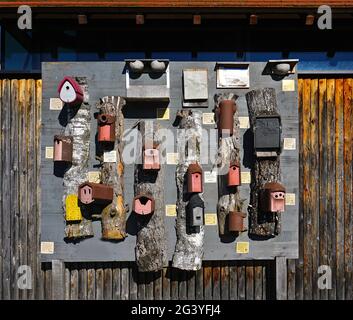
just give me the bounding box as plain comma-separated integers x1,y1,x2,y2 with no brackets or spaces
41,61,299,262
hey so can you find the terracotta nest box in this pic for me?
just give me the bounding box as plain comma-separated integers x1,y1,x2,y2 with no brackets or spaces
228,162,241,187
97,114,116,143
58,76,84,106
53,135,73,163
187,163,203,193
186,194,204,228
228,211,247,232
259,182,286,213
143,143,160,170
132,194,155,215
78,182,113,205
216,99,237,136
254,115,282,157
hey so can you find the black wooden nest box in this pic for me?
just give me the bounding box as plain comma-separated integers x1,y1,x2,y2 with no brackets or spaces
254,115,282,157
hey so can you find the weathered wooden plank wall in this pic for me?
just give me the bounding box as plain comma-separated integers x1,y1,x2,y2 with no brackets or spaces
0,76,352,300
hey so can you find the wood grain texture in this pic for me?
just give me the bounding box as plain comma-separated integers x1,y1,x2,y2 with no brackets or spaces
2,75,353,300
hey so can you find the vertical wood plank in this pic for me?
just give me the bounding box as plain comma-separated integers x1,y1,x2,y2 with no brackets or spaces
237,264,246,300
87,266,95,300
335,79,345,300
112,264,121,300
35,80,42,300
302,78,313,300
171,268,179,300
121,264,129,300
276,257,287,300
78,265,87,300
343,78,352,300
203,263,212,299
18,79,28,300
65,266,70,300
52,260,65,300
27,79,37,300
327,78,337,299
254,263,263,300
195,266,203,300
212,263,221,300
138,269,145,300
246,262,254,300
95,266,104,300
104,265,113,300
2,79,11,300
178,270,187,300
287,260,296,300
154,270,162,300
220,262,229,300
162,266,170,300
229,263,238,300
318,78,328,300
310,78,320,300
10,80,19,300
296,78,304,300
130,263,138,300
70,264,78,300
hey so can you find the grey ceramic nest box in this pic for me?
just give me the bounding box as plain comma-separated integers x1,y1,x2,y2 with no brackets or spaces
273,63,291,75
125,59,170,101
265,59,299,76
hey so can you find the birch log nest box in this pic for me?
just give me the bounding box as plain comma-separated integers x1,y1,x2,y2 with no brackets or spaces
58,76,84,106
215,99,237,136
97,114,116,143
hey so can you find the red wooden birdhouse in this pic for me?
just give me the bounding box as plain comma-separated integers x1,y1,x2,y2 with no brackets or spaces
78,182,113,205
53,135,73,163
132,194,155,215
260,182,286,213
97,114,116,143
58,76,84,106
216,99,237,136
228,162,241,187
143,144,160,170
187,163,203,193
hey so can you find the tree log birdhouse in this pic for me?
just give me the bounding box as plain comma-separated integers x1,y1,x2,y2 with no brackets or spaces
228,211,246,232
228,162,241,187
260,182,286,213
186,194,204,228
143,144,160,170
254,115,282,157
78,182,113,205
53,135,73,163
97,114,116,143
58,76,84,106
132,194,155,215
187,163,203,193
216,99,237,136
